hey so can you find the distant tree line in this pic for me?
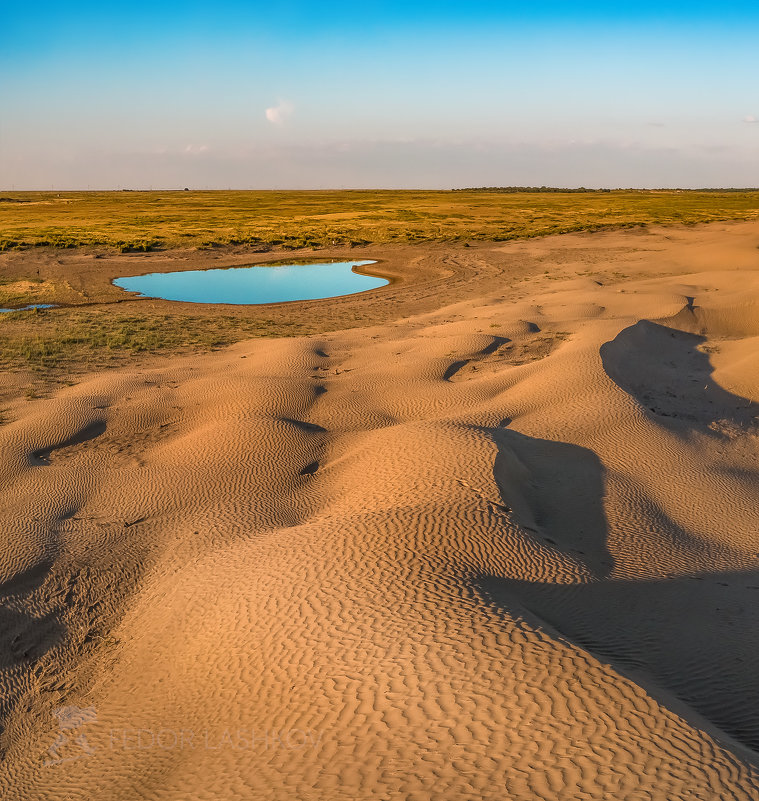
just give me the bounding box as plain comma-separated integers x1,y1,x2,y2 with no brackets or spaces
451,186,759,193
452,186,610,193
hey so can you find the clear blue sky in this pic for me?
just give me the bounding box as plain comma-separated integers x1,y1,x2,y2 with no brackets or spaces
2,1,758,188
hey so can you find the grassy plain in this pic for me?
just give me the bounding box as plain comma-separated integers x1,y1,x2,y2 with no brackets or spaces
2,190,759,384
3,189,759,251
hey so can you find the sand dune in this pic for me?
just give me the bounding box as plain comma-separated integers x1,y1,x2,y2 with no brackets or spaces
1,222,759,799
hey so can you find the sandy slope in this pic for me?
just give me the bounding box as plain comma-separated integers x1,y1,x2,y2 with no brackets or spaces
1,222,759,800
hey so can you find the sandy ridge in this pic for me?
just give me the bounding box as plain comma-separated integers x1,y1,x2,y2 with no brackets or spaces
0,222,758,799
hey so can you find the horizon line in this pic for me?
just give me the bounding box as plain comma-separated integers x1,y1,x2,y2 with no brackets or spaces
3,187,759,194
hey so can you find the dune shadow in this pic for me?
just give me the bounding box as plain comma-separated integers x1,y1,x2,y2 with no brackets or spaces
0,558,63,670
32,420,107,465
443,360,470,381
600,319,758,430
280,417,327,434
0,605,63,750
444,336,513,382
0,606,62,672
480,424,614,579
473,414,759,758
482,335,511,355
0,560,65,742
478,570,759,755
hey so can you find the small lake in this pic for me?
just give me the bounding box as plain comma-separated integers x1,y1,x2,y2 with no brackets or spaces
113,260,388,305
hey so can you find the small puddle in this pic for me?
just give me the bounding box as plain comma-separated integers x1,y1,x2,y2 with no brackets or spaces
0,304,56,313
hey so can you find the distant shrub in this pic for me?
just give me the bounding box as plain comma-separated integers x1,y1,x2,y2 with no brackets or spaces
117,239,162,253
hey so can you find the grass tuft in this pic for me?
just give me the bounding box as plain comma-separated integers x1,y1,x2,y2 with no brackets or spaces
0,308,315,371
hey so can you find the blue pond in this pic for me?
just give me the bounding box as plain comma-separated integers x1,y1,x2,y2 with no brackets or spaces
0,304,55,313
113,260,388,305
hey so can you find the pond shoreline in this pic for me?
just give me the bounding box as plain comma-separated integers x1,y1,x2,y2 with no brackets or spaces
111,259,391,306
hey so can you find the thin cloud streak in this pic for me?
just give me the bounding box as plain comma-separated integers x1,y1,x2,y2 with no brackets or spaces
6,138,758,190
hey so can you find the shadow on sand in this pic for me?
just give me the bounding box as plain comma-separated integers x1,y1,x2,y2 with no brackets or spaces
0,559,64,746
600,318,758,430
475,319,759,757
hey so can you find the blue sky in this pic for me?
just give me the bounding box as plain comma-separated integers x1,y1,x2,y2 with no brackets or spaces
2,2,758,188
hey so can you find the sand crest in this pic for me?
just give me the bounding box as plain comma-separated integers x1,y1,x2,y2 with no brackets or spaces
1,222,758,799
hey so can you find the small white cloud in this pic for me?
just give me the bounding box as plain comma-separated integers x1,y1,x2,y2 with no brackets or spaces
744,115,758,124
265,100,294,125
183,144,209,155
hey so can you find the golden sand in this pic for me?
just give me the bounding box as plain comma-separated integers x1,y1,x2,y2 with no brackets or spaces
1,222,758,799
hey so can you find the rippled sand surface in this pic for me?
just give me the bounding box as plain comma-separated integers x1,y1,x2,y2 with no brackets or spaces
1,222,759,800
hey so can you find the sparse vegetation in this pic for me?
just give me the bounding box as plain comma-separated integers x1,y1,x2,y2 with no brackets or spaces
1,190,759,251
0,278,81,308
0,308,315,372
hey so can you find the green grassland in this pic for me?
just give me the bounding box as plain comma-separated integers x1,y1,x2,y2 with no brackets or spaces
3,189,759,251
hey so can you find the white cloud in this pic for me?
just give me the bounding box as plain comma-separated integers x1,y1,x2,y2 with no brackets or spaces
184,144,209,155
743,115,758,124
265,100,294,125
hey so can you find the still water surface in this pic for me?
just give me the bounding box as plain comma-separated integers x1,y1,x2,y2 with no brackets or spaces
0,304,55,313
113,260,387,304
